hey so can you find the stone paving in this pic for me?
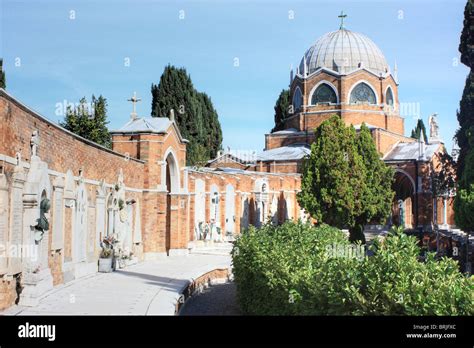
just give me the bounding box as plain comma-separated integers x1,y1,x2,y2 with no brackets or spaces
1,253,231,316
179,282,241,316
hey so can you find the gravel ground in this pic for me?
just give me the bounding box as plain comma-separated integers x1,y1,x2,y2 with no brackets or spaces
179,282,241,316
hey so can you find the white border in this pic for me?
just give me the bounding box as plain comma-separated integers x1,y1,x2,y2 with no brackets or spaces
347,80,379,105
308,80,339,105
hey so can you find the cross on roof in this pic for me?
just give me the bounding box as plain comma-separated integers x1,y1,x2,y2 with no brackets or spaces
338,10,347,29
128,91,141,120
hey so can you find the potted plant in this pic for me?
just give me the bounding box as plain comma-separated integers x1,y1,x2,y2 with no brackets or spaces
98,235,117,273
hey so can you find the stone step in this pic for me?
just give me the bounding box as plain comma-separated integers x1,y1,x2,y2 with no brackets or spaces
190,241,234,250
190,250,231,256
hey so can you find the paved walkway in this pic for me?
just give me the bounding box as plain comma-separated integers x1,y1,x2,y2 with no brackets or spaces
179,282,240,316
2,253,231,316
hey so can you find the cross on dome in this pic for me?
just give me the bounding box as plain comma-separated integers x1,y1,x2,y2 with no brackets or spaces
338,10,347,29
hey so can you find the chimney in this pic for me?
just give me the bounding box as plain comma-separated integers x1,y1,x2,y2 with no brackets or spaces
169,109,175,122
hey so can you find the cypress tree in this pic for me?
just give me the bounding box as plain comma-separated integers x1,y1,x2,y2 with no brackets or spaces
410,119,428,141
0,59,5,89
272,89,290,132
151,65,222,165
454,0,474,231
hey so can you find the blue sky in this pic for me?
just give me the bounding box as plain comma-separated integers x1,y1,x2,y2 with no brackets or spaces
1,0,469,153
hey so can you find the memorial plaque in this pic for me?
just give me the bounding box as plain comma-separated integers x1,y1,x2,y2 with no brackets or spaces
95,198,106,248
52,188,64,250
87,206,95,253
0,178,9,272
10,187,23,273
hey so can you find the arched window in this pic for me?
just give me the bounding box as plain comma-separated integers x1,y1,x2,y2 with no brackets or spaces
292,87,302,111
311,83,337,105
349,82,376,104
386,87,394,106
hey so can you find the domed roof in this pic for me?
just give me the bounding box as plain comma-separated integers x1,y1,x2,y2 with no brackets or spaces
299,29,389,76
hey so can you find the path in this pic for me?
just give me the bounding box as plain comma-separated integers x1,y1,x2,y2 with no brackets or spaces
179,282,241,316
1,253,231,316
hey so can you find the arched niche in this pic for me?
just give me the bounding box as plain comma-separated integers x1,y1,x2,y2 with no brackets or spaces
162,147,180,194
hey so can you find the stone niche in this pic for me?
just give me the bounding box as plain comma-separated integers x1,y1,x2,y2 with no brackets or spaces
18,155,54,307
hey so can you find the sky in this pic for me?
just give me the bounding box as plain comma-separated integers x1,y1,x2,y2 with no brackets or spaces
0,0,469,153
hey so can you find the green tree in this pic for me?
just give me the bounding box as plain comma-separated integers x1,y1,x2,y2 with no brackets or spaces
60,95,111,148
454,0,474,231
410,118,428,141
455,142,474,230
354,123,394,242
272,89,290,132
151,65,222,165
0,58,5,89
297,116,367,241
298,117,393,243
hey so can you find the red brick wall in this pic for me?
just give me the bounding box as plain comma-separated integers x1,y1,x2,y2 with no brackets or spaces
286,70,403,136
0,94,145,187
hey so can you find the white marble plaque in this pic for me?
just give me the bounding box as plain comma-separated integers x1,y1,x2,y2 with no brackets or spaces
52,188,64,250
87,206,95,254
95,197,106,249
10,186,23,273
0,175,9,273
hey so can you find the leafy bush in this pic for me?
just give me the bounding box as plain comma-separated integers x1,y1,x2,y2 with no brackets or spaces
232,222,473,315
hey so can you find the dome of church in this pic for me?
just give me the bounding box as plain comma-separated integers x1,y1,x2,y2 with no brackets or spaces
299,29,389,76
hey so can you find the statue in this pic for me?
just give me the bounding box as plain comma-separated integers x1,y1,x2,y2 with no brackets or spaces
34,198,51,243
398,199,405,228
15,151,22,165
30,130,40,157
428,113,440,141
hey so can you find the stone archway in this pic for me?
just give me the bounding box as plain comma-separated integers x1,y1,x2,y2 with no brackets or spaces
254,180,268,227
165,152,178,255
74,179,88,263
392,170,416,229
240,194,250,232
225,184,235,236
209,184,220,240
194,179,206,240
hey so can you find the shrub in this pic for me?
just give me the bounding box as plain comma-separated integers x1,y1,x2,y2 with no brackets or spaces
232,222,473,315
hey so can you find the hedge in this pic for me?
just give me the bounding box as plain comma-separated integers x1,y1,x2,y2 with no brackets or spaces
231,221,473,315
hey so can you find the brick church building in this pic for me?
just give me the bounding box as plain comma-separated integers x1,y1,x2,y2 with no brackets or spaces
0,22,454,309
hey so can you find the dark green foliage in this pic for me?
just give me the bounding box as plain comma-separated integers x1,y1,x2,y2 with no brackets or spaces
151,65,222,165
455,73,474,177
410,118,428,141
455,147,474,229
272,89,290,132
0,58,5,89
455,0,474,230
459,0,474,68
60,95,111,148
432,150,457,197
232,222,474,315
297,116,393,243
298,116,366,230
355,124,394,242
